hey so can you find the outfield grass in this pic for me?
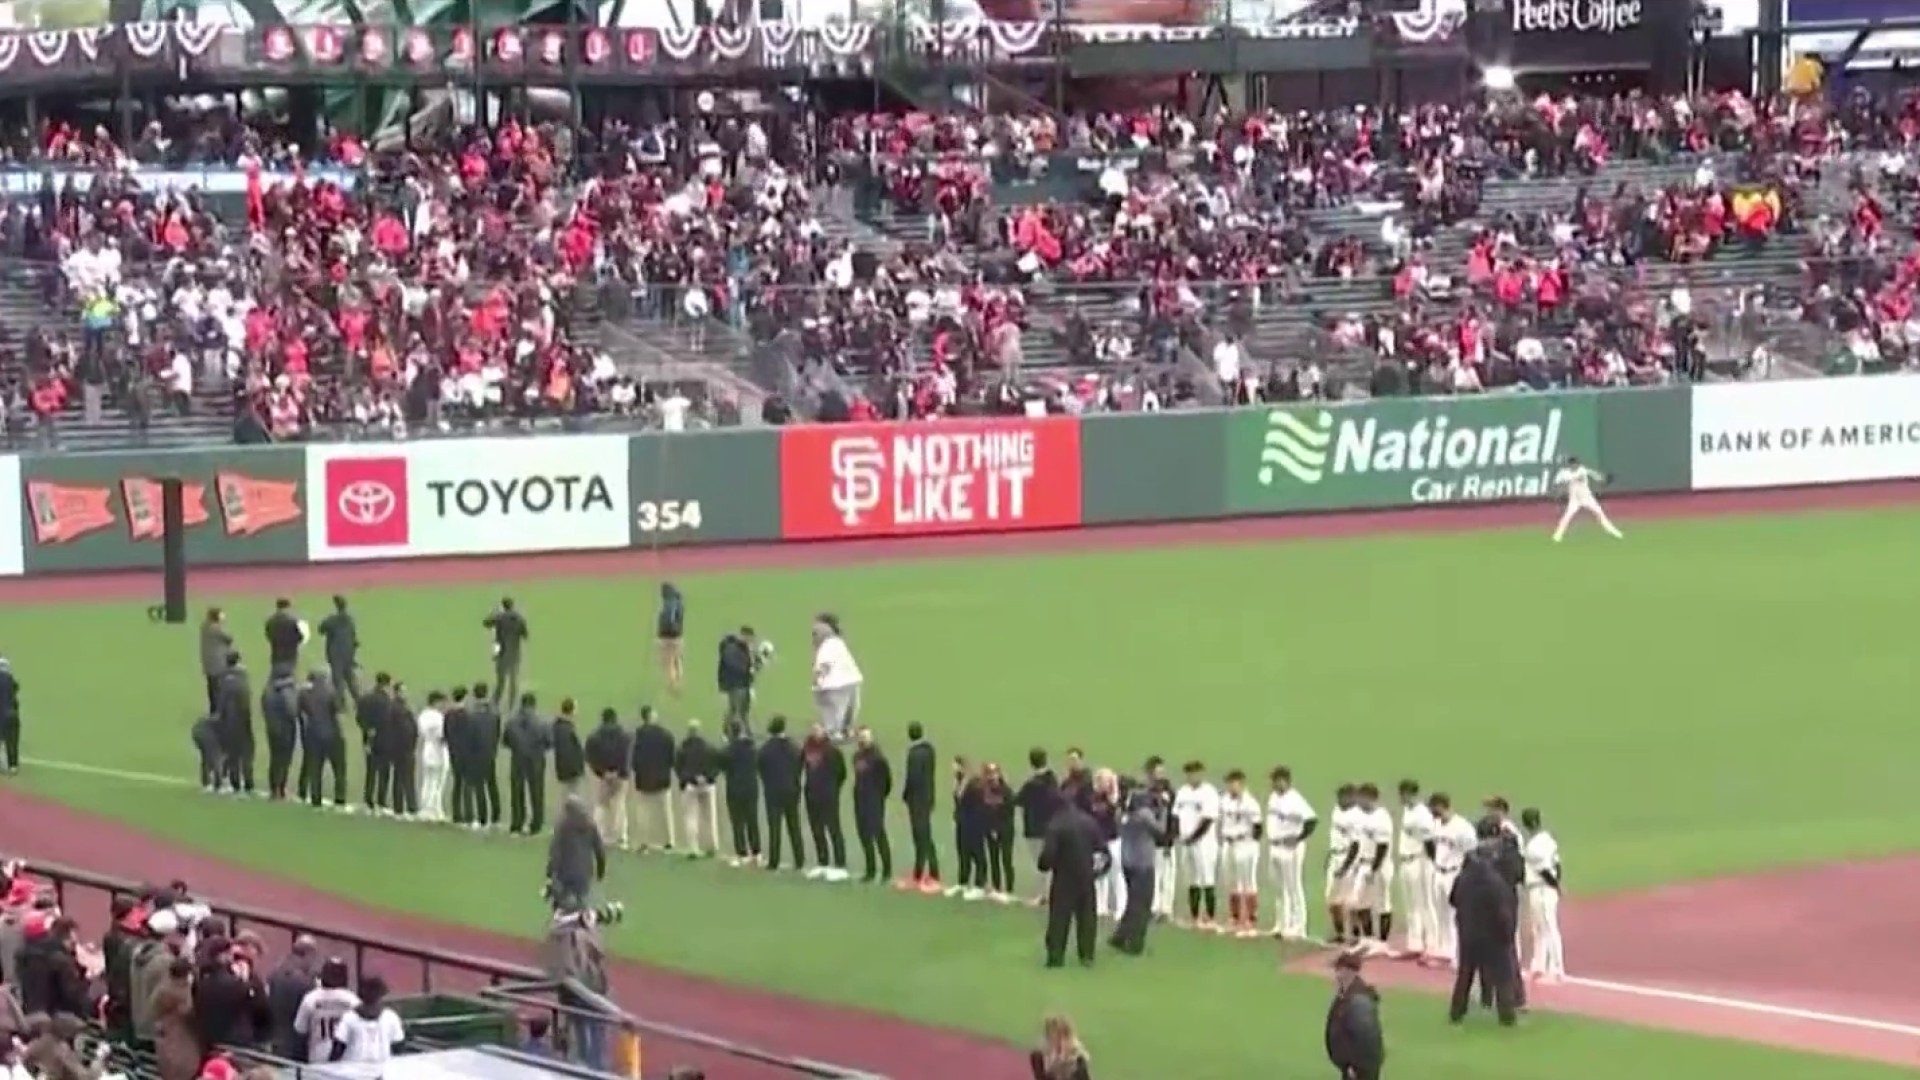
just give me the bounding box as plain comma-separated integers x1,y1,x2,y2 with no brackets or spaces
6,505,1920,1080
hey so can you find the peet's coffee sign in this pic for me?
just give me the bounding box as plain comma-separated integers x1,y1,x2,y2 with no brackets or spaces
1512,0,1643,34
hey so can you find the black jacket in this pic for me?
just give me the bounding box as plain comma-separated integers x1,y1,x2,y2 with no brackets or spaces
801,737,846,805
1450,847,1519,943
548,805,607,896
261,677,299,742
902,740,935,812
218,666,254,733
584,721,630,779
16,934,94,1016
1037,804,1103,890
355,688,391,747
757,735,800,805
317,612,357,668
717,634,755,692
1325,980,1386,1074
1015,769,1059,839
722,734,759,803
851,745,892,810
265,958,318,1058
264,611,303,668
0,669,19,717
192,962,269,1048
471,702,503,761
552,716,586,782
101,924,138,1030
504,708,552,762
444,704,473,764
674,732,719,788
631,723,677,793
384,699,419,758
298,680,341,746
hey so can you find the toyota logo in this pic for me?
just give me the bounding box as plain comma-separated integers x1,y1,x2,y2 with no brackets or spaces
338,481,397,526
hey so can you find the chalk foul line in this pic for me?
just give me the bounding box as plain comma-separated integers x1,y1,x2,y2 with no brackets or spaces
1560,976,1920,1037
19,757,1920,1039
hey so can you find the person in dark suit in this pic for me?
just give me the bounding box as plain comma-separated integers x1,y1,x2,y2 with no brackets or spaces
716,626,760,737
1447,819,1521,1025
0,657,19,774
1015,749,1059,904
356,673,395,811
850,727,893,883
657,582,686,697
1037,789,1105,968
483,599,529,708
445,687,476,824
263,598,304,682
552,698,587,802
1109,783,1165,956
317,595,360,703
1481,798,1528,1012
801,723,849,878
470,682,505,828
1325,950,1386,1080
216,652,256,794
260,673,300,800
199,608,233,715
757,716,804,871
721,722,762,865
902,722,939,890
297,671,346,808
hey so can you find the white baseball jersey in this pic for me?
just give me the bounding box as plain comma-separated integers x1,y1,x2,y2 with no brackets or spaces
293,987,360,1064
1218,792,1261,841
1524,830,1561,888
1355,807,1395,870
812,635,863,691
1265,788,1316,845
417,707,447,766
1398,803,1435,859
1173,782,1221,841
1328,806,1362,868
1555,465,1598,499
1432,814,1478,872
332,1007,406,1074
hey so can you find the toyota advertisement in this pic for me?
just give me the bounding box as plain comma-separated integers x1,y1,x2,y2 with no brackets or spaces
307,436,631,561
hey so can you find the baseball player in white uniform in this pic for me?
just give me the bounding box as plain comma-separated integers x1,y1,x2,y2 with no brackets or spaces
1348,783,1396,955
1520,807,1566,982
1173,761,1222,929
415,692,450,822
1324,784,1362,945
1396,779,1437,961
1264,766,1318,940
1427,793,1478,968
1216,770,1263,938
1552,455,1624,541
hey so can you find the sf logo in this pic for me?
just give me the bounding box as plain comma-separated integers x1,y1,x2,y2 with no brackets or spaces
829,437,886,526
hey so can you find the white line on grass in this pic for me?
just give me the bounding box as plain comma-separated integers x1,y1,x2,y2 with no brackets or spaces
24,758,191,786
1564,976,1920,1036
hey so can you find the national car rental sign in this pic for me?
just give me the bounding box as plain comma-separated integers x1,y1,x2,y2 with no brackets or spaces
780,416,1083,540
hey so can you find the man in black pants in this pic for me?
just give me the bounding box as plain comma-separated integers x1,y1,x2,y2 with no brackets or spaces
505,692,552,835
0,658,21,775
385,683,420,817
1110,784,1166,955
216,651,256,794
721,723,762,864
260,673,300,800
901,722,939,890
801,723,849,879
297,671,347,808
850,727,893,883
357,673,395,811
445,687,475,824
756,717,804,871
470,682,504,828
1447,820,1521,1025
1038,794,1103,968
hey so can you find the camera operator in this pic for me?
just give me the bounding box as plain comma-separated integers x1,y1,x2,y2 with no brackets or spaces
546,795,607,912
540,901,614,1071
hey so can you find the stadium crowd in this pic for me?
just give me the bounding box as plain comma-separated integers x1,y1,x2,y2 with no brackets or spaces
0,86,1910,441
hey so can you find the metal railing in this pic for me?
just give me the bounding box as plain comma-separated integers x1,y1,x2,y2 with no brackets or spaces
25,858,883,1080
